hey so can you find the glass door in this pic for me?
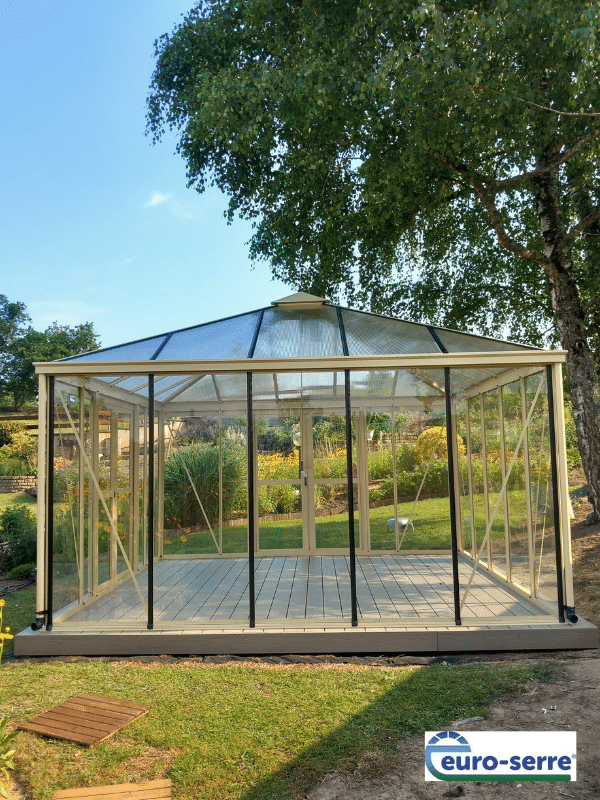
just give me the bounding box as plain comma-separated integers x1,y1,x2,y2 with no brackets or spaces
256,410,304,552
255,407,359,554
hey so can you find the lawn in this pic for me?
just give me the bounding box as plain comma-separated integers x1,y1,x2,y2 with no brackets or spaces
0,492,36,515
162,490,528,555
0,659,559,800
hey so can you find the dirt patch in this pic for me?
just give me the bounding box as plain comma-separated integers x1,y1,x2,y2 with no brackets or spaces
307,653,600,799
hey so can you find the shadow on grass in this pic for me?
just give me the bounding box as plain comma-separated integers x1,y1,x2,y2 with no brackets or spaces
239,661,555,800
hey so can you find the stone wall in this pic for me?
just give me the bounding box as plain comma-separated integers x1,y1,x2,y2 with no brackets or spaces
0,476,37,494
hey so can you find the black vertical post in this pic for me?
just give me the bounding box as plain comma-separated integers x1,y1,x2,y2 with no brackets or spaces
46,376,55,631
147,375,155,630
344,370,358,626
444,368,462,626
546,365,566,623
247,373,256,627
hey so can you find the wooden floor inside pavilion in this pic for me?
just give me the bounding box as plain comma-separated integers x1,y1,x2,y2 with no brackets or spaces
15,554,598,656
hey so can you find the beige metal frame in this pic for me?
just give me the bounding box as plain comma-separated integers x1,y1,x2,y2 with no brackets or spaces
35,346,575,632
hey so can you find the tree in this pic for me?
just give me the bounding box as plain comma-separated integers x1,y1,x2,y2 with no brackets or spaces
0,303,99,409
147,0,600,522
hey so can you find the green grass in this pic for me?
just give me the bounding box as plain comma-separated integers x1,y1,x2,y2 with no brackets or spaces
0,492,36,515
0,659,560,800
162,489,530,555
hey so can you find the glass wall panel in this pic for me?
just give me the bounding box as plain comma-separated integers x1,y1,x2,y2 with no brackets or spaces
484,389,508,578
367,409,396,550
526,373,558,603
162,414,221,557
468,396,489,567
221,414,248,554
52,382,86,617
502,380,530,591
454,398,473,554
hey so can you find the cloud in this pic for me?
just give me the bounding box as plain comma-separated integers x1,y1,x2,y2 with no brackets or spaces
27,299,106,331
143,190,201,221
143,191,171,208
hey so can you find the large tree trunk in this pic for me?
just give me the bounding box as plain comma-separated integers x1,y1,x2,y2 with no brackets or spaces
533,165,600,524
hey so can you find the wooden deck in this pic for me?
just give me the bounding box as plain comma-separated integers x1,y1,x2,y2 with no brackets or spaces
15,555,598,656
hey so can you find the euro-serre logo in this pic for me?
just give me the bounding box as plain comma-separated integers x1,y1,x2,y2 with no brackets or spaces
425,731,576,781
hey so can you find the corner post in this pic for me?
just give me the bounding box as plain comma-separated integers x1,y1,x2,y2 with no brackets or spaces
445,368,462,626
147,375,155,630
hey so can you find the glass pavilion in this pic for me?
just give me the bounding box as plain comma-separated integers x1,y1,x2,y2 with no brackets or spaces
17,292,593,657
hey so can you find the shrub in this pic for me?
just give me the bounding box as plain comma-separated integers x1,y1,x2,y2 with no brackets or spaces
7,562,35,578
0,421,24,448
414,426,465,463
0,422,36,470
164,442,245,528
0,505,37,571
0,457,33,477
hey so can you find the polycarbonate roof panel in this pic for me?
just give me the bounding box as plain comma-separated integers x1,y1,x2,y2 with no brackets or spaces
432,327,536,353
172,375,220,404
253,306,344,358
341,309,441,355
64,335,169,362
156,311,261,360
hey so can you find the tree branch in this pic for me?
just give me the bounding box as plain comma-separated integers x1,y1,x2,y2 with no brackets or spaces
567,205,600,239
467,174,551,270
497,127,600,190
490,91,600,118
584,296,600,317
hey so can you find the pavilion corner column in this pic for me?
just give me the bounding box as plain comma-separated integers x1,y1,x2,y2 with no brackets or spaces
344,370,358,627
147,375,155,630
546,365,566,623
46,376,55,631
444,368,462,626
32,374,48,631
247,373,256,628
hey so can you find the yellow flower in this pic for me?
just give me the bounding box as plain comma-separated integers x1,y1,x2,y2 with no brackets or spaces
0,599,5,608
0,632,13,641
180,536,188,543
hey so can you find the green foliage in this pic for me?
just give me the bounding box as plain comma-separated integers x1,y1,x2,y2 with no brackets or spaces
164,442,246,528
147,2,598,336
0,296,99,410
0,421,36,474
148,1,600,513
0,421,24,449
0,457,34,477
6,562,35,578
414,427,465,463
0,504,37,571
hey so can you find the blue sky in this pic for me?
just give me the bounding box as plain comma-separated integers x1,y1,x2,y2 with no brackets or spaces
1,1,291,350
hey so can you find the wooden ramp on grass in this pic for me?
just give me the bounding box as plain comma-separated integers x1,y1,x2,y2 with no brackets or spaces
51,778,172,799
17,694,151,746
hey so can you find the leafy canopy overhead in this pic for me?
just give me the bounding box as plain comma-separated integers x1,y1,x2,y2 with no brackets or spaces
148,0,600,345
